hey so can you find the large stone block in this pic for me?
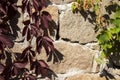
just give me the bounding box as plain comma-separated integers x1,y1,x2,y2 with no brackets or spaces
38,40,95,73
66,73,106,80
50,0,75,4
60,10,96,44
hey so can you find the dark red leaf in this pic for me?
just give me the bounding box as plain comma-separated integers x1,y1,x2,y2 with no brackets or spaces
40,0,46,8
29,53,34,62
0,43,4,54
38,60,49,68
23,20,30,25
30,24,40,37
43,36,54,52
33,0,39,12
35,16,40,27
43,42,49,55
28,75,36,80
2,65,12,79
22,0,28,13
39,67,48,77
14,62,27,68
0,64,4,73
30,50,36,57
41,11,52,28
42,11,52,21
11,3,17,11
0,5,6,14
27,2,32,17
0,34,13,48
0,75,4,80
36,36,43,53
42,15,49,28
22,25,28,36
23,46,32,53
30,61,35,70
27,28,31,41
43,36,54,43
21,46,32,61
13,67,18,75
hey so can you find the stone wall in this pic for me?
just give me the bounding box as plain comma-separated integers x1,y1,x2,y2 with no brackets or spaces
13,0,120,80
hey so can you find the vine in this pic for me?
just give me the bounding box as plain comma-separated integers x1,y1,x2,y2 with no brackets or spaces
72,0,120,65
0,0,63,79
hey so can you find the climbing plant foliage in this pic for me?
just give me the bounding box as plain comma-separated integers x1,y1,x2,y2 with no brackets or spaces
97,7,120,58
72,0,120,61
0,0,64,80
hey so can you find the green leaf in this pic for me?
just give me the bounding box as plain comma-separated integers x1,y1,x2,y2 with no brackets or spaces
76,0,81,3
114,10,120,19
110,18,120,27
97,30,112,44
71,3,77,12
117,32,120,41
94,4,99,12
96,0,101,3
95,57,106,64
101,51,107,58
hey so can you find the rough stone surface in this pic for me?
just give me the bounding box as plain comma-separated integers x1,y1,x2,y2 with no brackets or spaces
66,73,106,80
60,10,96,44
38,40,95,73
50,0,75,4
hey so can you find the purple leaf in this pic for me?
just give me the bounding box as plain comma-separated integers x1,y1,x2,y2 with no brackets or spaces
38,60,49,68
40,0,46,8
43,42,49,55
27,2,32,17
0,34,13,48
42,11,52,21
33,0,39,12
22,25,28,36
23,20,30,25
27,28,31,41
0,43,4,54
41,11,52,28
28,75,36,80
21,46,32,61
13,67,18,75
0,64,4,73
0,75,4,80
43,36,54,52
30,50,36,57
22,0,28,13
14,62,27,68
0,5,6,14
23,46,32,54
42,14,49,28
36,36,43,53
43,36,54,43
